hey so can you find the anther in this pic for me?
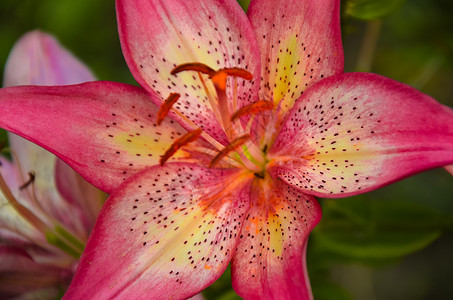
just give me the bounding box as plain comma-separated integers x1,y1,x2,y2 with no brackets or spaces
209,134,250,168
171,63,215,76
19,171,35,190
157,93,180,125
210,68,253,91
231,100,275,122
160,128,203,165
210,68,253,81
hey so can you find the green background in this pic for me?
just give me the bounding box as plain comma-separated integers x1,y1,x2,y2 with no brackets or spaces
1,0,452,299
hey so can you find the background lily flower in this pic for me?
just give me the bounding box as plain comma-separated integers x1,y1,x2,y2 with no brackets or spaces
0,30,103,298
0,0,452,299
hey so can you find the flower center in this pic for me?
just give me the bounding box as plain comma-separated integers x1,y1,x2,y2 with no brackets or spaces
158,62,275,175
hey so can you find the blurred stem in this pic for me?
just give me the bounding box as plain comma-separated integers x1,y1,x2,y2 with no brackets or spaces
355,20,382,72
410,55,444,89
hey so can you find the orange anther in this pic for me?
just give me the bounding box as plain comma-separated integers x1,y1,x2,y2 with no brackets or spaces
210,71,229,90
215,67,253,81
157,93,180,125
160,128,203,165
171,62,215,76
209,134,250,168
209,67,253,91
231,100,275,122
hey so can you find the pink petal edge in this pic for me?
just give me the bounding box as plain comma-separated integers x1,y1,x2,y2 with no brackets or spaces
247,0,343,115
0,82,188,193
116,0,261,145
64,163,253,299
270,72,453,198
231,179,321,300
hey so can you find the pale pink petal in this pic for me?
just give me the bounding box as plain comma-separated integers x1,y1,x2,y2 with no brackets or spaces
445,165,453,175
188,293,205,300
231,178,321,299
55,159,104,237
6,134,91,241
64,163,253,299
0,158,46,246
0,246,68,298
3,30,95,87
0,82,194,193
270,73,453,197
247,0,343,115
117,0,261,144
2,30,101,238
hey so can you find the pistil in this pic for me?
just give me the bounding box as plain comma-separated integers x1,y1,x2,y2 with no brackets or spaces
161,62,272,172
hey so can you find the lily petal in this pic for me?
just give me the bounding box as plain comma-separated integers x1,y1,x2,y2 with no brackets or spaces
247,0,343,115
3,30,95,87
7,133,92,240
54,159,104,239
0,82,191,193
64,163,253,299
0,246,66,298
231,178,321,299
0,158,45,245
117,0,261,144
270,72,453,197
2,29,101,239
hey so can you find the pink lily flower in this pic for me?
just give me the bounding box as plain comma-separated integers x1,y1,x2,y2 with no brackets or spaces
0,0,452,299
0,31,102,298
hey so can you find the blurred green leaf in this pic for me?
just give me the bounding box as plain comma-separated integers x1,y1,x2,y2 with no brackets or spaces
202,265,239,300
0,129,7,144
236,0,250,12
311,197,453,261
215,290,242,300
312,281,353,300
344,0,407,20
313,230,441,260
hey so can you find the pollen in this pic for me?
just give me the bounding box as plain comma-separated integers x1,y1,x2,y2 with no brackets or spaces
210,67,253,91
231,100,275,122
160,128,202,165
171,62,215,76
157,93,180,125
209,134,250,168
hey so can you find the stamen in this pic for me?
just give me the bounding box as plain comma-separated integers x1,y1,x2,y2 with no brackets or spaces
18,171,35,190
197,72,223,124
157,93,180,125
231,100,275,122
171,62,215,76
209,134,250,168
0,171,49,234
160,128,203,165
210,68,253,91
210,68,253,81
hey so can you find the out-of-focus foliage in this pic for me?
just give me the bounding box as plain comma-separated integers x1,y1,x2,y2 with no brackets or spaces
0,0,132,85
236,0,251,12
313,198,452,261
343,0,407,20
